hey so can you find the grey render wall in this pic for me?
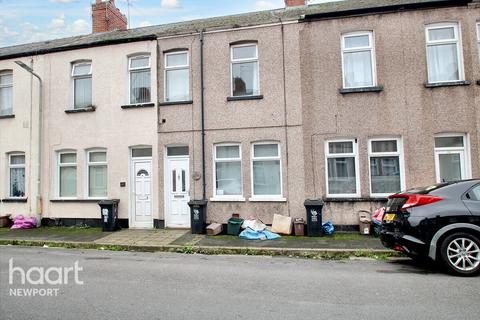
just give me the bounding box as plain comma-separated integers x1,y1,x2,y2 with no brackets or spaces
157,23,306,225
300,4,480,225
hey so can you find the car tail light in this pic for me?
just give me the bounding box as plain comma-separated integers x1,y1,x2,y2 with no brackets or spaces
389,194,444,210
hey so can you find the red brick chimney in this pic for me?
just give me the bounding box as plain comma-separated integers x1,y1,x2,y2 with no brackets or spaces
285,0,306,7
92,0,127,33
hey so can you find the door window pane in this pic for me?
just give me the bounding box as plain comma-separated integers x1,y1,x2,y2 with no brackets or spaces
167,146,189,156
327,157,357,195
439,153,462,182
132,148,152,158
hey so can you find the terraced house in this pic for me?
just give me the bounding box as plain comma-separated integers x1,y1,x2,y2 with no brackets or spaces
1,0,479,230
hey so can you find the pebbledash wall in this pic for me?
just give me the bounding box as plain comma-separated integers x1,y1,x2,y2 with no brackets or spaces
1,0,480,229
300,4,480,226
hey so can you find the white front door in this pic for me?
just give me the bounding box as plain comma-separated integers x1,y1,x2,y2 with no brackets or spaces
131,160,153,228
166,157,190,228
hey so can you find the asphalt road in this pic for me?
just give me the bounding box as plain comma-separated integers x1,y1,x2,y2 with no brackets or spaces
0,246,479,320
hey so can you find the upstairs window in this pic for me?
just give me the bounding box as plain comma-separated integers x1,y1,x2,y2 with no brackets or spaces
426,23,463,83
87,150,107,198
369,138,404,196
129,55,151,104
164,51,189,102
325,140,359,197
72,62,92,109
341,32,376,88
251,143,282,198
214,144,242,198
9,153,25,198
58,152,77,198
231,44,259,97
434,134,469,183
0,70,13,116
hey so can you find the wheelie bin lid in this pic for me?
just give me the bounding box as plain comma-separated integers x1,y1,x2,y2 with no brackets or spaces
304,198,324,206
188,199,208,206
98,199,120,205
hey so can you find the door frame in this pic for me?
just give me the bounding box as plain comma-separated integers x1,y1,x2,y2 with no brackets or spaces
164,146,190,228
129,148,153,229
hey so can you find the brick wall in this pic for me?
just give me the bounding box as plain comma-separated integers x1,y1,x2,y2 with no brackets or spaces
92,0,127,33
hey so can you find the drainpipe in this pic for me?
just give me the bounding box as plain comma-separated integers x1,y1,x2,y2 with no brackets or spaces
15,60,43,226
200,31,206,200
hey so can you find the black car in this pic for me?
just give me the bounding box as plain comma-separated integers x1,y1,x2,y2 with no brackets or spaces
380,180,480,276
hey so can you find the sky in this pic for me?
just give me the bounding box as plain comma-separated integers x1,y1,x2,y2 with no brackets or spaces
0,0,339,48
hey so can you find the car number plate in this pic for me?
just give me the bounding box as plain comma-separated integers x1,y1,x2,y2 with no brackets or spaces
383,214,396,222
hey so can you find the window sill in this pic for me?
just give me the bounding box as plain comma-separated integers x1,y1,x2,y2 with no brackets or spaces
121,102,155,109
323,197,387,203
1,198,28,203
248,197,287,202
0,114,15,119
339,86,384,94
50,199,102,203
425,80,470,88
65,106,96,113
210,197,246,202
227,95,263,102
159,100,193,106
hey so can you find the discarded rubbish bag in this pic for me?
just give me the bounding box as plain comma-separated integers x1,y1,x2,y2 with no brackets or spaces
241,219,266,232
10,215,37,230
322,221,334,235
239,227,281,240
372,207,385,224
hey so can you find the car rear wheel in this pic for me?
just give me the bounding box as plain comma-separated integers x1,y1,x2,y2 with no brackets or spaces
440,232,480,276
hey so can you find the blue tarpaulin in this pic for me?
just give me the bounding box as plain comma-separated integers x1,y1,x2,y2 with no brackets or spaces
239,228,281,240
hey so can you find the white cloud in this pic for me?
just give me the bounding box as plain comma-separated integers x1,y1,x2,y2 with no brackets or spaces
138,20,153,27
48,14,66,29
254,1,282,10
67,19,89,33
161,0,181,9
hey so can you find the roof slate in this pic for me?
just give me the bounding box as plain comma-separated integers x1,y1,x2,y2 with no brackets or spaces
0,0,470,60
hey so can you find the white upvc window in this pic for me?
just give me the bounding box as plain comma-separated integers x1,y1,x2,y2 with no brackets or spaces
341,31,376,89
0,70,13,116
368,138,405,197
129,55,151,104
434,134,470,183
325,139,360,197
164,51,189,102
231,43,259,97
72,62,92,109
8,153,26,198
213,144,243,200
425,23,463,83
250,142,283,200
57,152,77,198
86,150,107,198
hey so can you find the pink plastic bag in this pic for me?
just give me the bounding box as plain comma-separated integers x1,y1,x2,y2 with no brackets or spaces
372,207,385,223
11,215,37,229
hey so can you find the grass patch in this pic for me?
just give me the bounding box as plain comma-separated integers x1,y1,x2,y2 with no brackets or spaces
0,226,102,234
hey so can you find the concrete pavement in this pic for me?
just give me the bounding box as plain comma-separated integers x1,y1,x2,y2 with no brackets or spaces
0,246,479,320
